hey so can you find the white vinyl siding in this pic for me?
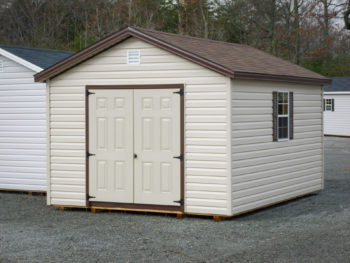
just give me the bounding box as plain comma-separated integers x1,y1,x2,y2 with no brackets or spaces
323,94,350,136
0,55,46,191
231,80,323,215
48,37,232,215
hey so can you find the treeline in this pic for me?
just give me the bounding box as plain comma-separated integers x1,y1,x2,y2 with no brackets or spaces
0,0,350,77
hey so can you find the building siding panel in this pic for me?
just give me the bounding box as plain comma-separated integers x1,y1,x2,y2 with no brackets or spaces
0,55,46,191
324,94,350,136
231,80,323,215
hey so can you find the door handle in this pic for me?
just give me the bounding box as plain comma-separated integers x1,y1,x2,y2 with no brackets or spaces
134,154,137,159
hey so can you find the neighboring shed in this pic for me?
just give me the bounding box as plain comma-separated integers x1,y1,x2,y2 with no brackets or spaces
323,77,350,137
35,27,330,218
0,46,73,192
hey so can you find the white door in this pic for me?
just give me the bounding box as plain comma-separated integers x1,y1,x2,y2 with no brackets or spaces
88,89,134,203
88,88,181,206
134,89,181,206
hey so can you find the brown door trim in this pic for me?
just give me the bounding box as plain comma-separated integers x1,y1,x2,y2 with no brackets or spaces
85,84,185,213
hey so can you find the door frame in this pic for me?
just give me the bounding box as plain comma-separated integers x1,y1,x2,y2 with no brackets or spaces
85,84,185,213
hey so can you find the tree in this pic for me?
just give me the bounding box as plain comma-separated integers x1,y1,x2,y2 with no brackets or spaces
345,0,350,29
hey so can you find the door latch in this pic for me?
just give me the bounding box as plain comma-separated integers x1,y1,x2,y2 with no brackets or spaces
173,154,183,161
173,199,184,205
134,153,138,159
87,194,96,200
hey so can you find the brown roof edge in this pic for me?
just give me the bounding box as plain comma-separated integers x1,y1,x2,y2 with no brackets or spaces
35,26,331,86
34,27,235,82
34,27,135,82
234,71,332,86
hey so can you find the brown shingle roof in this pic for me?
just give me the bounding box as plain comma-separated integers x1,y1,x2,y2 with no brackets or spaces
136,28,326,80
35,27,330,85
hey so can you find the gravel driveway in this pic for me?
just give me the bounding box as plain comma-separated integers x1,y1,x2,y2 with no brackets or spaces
1,136,350,263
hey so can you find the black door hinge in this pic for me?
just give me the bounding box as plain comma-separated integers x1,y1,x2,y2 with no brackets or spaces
173,154,183,161
87,194,95,200
173,90,184,96
86,152,95,158
174,199,184,205
86,90,95,96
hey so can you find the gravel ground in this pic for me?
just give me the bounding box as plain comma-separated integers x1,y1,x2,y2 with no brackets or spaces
1,136,350,263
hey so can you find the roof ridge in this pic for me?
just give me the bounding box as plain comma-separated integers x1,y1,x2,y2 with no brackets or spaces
132,27,250,49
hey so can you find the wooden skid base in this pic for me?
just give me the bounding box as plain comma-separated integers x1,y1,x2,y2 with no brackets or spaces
53,191,321,221
54,205,230,220
0,189,46,195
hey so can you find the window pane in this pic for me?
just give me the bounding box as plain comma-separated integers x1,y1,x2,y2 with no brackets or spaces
278,104,283,114
283,104,288,115
278,117,283,127
283,93,288,103
326,105,332,111
282,117,288,126
278,117,289,139
282,126,288,138
278,93,284,103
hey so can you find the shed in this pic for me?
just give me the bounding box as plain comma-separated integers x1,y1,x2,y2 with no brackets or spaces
0,46,73,192
323,77,350,137
35,27,330,218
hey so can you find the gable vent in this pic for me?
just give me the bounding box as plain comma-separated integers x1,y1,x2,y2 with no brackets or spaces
127,50,140,64
0,60,3,72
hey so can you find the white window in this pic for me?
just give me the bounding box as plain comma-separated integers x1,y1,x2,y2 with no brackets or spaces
278,91,289,140
325,99,333,111
0,60,3,72
127,50,140,64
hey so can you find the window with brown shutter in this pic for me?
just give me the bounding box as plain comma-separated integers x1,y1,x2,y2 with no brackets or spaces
324,98,334,111
273,91,294,141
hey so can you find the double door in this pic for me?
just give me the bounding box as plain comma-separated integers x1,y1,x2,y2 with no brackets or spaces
88,88,181,206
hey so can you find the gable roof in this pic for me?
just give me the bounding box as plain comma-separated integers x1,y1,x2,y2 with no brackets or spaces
34,27,330,85
0,45,73,72
324,77,350,92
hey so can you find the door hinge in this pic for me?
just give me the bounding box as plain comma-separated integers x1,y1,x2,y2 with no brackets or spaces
174,199,184,205
86,152,95,158
86,90,95,96
173,89,184,96
173,154,183,161
87,194,95,200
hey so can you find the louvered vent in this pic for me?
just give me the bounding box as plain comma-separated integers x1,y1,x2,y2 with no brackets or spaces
0,60,3,72
127,50,140,64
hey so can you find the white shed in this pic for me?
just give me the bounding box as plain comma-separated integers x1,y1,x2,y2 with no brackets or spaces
0,46,72,192
323,77,350,137
35,27,330,219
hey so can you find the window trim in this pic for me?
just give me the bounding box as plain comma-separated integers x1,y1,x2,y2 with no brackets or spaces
325,98,333,112
277,91,289,141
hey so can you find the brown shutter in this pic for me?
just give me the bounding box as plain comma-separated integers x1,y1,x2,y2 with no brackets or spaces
323,99,325,111
289,92,294,140
273,91,278,141
332,98,335,111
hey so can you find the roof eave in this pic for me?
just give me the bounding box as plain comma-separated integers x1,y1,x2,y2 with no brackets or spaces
34,27,331,86
0,47,43,72
35,27,235,82
35,27,132,82
233,71,332,86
